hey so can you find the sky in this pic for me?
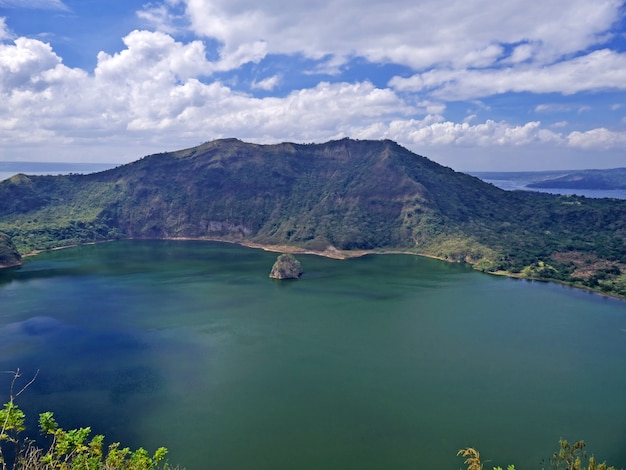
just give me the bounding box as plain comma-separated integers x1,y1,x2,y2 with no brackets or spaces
0,0,625,171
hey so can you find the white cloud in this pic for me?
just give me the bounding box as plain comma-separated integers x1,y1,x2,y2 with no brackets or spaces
0,20,625,170
0,37,64,89
94,30,213,83
505,43,536,64
212,40,267,71
251,74,280,91
179,0,621,71
535,104,574,114
5,28,567,158
137,4,182,35
567,128,626,150
372,119,565,148
390,49,626,100
0,32,414,153
0,0,69,10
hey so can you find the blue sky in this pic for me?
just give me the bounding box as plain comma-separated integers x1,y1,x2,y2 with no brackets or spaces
0,0,625,171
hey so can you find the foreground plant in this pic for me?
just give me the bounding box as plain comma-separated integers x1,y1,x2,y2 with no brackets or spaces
457,447,484,470
458,439,618,470
1,370,177,470
550,439,616,470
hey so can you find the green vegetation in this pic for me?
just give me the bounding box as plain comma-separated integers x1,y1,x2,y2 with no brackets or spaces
0,373,176,470
1,138,625,297
458,440,619,470
0,233,21,268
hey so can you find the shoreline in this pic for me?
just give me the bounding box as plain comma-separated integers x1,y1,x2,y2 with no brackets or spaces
10,237,626,301
163,236,453,262
16,236,455,264
22,240,111,258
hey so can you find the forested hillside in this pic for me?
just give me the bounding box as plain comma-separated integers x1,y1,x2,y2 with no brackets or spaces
1,138,625,296
0,231,21,267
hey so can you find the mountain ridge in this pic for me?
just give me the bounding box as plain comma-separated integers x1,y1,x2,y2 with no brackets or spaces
1,138,625,296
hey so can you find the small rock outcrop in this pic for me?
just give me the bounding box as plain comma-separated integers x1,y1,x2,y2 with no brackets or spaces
269,253,303,280
0,232,22,268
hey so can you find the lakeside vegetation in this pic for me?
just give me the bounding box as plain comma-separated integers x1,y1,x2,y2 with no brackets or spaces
3,394,620,470
458,440,620,470
0,233,21,268
1,138,625,297
1,372,176,470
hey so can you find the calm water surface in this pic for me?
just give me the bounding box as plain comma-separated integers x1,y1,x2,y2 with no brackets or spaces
0,241,625,469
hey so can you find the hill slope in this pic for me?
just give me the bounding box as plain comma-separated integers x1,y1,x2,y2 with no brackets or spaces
0,231,22,268
1,138,625,296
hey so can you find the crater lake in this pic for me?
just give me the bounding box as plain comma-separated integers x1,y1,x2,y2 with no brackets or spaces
0,240,625,469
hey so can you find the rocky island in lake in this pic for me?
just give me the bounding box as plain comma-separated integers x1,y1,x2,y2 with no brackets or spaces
269,253,303,279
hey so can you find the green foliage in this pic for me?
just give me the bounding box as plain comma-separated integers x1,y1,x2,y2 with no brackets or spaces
269,253,303,279
0,233,21,268
550,439,617,470
35,410,170,470
0,402,25,444
0,403,175,470
458,440,619,470
1,370,176,470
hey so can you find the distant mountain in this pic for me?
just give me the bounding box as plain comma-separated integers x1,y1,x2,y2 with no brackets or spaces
1,138,625,296
526,168,626,190
473,168,626,191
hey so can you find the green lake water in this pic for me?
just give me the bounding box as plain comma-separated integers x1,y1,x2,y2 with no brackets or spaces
0,240,625,469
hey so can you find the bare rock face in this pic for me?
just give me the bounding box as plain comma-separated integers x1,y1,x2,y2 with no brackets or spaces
269,253,303,280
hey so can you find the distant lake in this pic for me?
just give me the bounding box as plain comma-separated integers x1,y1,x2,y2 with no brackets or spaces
1,241,625,469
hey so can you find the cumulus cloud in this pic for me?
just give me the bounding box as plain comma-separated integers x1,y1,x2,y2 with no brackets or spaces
0,31,412,152
567,128,626,149
164,0,626,102
0,37,64,89
179,0,621,70
368,119,565,148
3,28,575,160
94,30,214,82
1,2,625,170
389,49,626,100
